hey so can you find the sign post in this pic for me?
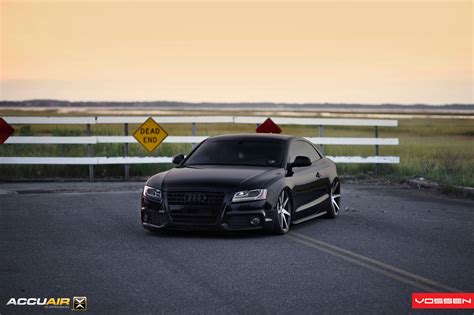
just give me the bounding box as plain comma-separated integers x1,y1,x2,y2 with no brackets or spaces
133,117,169,153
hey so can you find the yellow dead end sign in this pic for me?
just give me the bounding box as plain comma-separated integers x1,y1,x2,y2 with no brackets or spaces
133,117,169,153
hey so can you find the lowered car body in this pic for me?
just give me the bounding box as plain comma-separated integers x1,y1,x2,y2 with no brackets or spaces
141,133,340,235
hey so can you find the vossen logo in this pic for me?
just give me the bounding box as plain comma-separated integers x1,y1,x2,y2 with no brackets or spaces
412,293,474,309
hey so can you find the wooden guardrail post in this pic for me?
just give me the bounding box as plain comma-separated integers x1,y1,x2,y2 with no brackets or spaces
375,126,380,174
319,125,324,154
87,123,94,181
191,122,197,149
124,123,129,180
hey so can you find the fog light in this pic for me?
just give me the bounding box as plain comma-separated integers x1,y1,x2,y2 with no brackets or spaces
250,217,261,226
143,213,149,222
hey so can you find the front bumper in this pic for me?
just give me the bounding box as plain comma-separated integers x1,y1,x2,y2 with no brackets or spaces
141,193,276,232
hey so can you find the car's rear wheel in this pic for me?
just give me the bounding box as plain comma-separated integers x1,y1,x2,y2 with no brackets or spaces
325,179,341,218
273,190,292,235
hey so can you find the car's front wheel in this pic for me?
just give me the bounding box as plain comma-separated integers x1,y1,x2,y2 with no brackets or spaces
273,190,292,235
325,179,341,218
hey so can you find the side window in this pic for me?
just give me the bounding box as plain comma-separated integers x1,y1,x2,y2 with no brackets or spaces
310,143,323,159
290,140,321,163
289,141,302,163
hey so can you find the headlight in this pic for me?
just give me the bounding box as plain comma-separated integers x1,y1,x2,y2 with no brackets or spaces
232,189,267,203
143,185,162,200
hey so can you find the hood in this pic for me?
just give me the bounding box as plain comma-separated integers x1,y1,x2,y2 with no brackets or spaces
147,165,282,192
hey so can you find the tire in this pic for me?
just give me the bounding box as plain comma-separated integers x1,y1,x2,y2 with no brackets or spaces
273,189,292,235
325,179,341,219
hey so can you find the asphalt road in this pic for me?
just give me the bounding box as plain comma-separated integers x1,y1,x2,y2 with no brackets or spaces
1,182,473,314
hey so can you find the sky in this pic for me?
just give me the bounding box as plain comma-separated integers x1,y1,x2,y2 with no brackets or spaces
0,0,472,104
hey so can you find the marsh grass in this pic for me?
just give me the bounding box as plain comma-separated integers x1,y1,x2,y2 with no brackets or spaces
0,115,472,187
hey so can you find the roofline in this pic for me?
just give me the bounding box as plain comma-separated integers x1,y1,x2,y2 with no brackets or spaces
205,133,296,141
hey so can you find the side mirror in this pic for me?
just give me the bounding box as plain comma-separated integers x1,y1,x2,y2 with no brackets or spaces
292,156,312,168
172,154,185,165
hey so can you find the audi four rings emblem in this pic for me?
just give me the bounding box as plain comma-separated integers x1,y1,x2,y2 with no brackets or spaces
185,193,207,202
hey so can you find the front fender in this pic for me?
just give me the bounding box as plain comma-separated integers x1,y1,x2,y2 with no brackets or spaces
265,178,295,210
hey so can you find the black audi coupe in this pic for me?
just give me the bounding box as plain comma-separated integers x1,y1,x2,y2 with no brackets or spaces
141,134,340,235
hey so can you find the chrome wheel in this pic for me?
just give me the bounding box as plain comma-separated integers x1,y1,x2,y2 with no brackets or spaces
331,180,341,215
277,190,291,232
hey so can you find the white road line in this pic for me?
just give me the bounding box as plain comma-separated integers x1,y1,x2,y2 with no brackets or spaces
287,232,462,293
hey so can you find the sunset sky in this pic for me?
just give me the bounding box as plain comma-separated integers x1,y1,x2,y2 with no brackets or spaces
0,0,472,104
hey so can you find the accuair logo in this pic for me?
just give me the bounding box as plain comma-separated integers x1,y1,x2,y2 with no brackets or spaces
6,296,88,311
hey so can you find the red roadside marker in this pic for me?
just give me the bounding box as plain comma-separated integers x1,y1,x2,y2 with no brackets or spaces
256,118,282,134
0,118,15,144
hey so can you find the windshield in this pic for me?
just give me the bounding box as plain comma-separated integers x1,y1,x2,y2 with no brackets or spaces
184,139,286,167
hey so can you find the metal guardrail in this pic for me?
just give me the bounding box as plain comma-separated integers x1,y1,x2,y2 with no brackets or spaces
1,116,399,180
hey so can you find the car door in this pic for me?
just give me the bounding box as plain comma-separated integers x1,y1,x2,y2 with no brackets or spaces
289,140,326,220
309,144,333,213
310,143,333,196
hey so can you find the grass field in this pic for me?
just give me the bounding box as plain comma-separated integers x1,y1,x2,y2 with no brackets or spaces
0,109,473,188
